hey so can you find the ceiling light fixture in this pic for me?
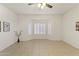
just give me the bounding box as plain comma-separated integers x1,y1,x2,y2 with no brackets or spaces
37,2,46,9
38,3,42,8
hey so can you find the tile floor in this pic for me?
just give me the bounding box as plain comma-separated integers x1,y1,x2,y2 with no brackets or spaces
0,39,79,56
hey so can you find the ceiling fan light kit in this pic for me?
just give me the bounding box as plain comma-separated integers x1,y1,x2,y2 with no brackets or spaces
37,3,42,8
37,3,46,9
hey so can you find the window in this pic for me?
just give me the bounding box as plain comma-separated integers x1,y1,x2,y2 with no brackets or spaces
28,20,52,35
33,23,47,35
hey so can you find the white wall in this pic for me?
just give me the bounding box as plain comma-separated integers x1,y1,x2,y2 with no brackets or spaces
1,3,79,51
18,14,62,41
63,5,79,49
0,4,18,51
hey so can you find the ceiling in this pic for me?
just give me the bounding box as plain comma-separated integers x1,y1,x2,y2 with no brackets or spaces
2,3,78,14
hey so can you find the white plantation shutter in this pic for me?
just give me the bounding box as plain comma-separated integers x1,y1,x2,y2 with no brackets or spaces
28,24,32,35
33,23,47,35
28,20,52,35
48,24,52,35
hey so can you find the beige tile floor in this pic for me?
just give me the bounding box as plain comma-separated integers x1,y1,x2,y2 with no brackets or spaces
0,39,79,56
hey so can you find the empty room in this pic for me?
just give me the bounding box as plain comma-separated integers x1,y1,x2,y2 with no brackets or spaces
0,3,79,56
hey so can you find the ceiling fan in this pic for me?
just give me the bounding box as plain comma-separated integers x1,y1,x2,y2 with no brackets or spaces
28,3,53,9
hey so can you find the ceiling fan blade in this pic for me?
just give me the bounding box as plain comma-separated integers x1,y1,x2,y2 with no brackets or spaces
28,3,34,5
46,4,53,8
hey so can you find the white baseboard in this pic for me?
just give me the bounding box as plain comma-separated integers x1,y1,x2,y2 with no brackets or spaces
0,40,17,52
63,39,79,49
